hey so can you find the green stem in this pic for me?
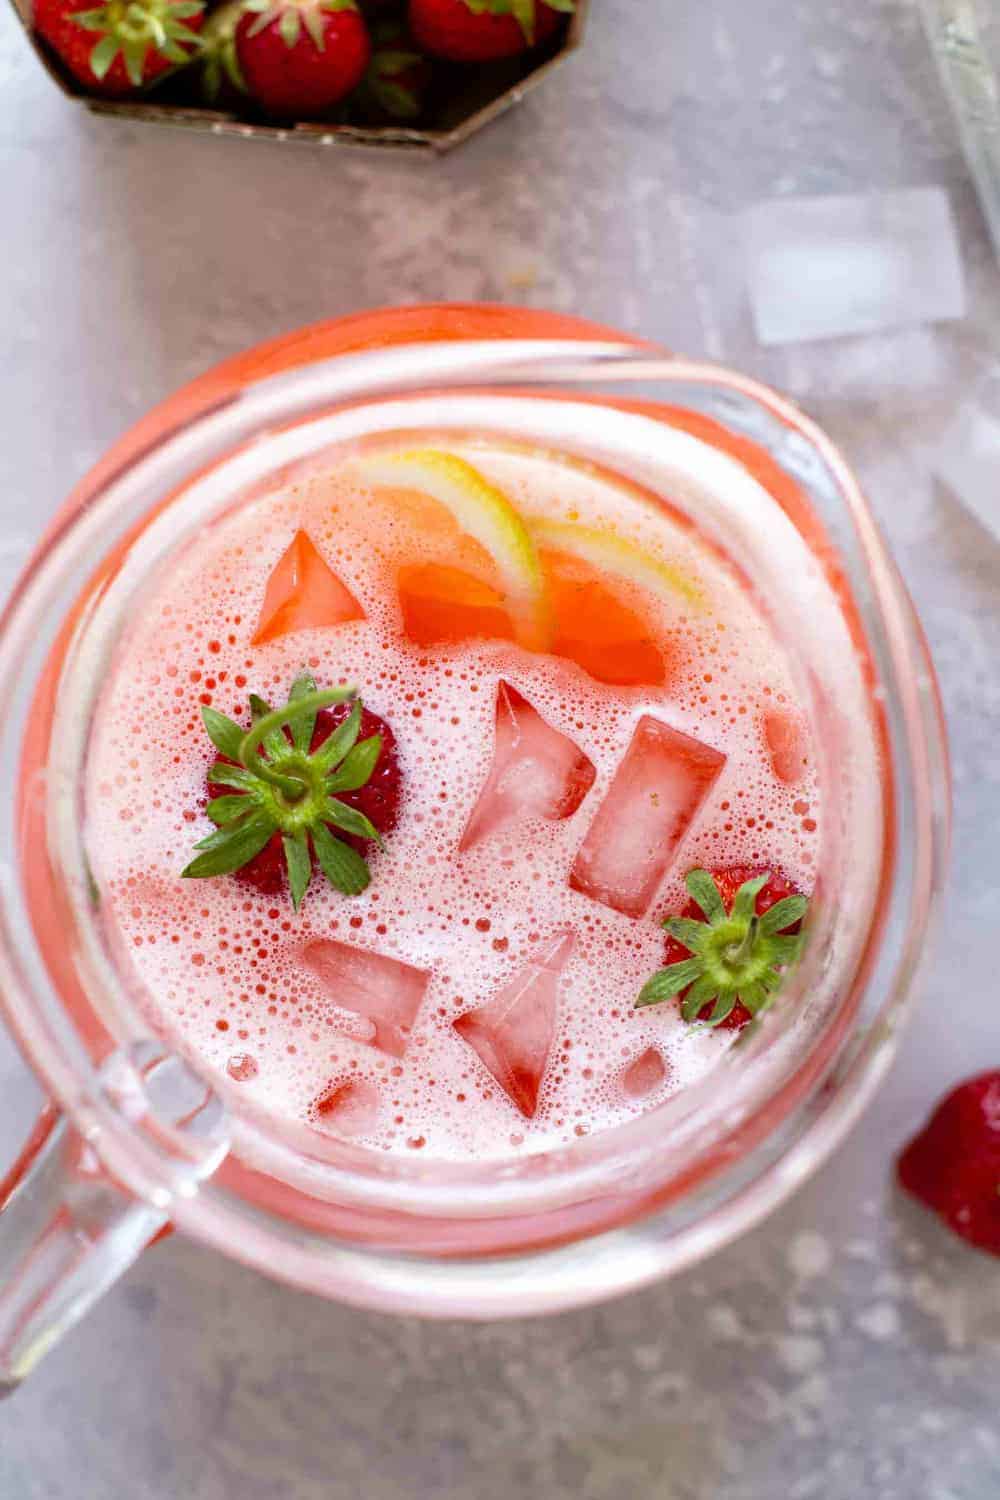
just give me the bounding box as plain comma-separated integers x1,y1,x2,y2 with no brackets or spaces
725,914,759,968
238,686,356,794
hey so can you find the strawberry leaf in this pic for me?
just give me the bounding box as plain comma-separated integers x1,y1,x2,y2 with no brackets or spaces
324,798,382,846
160,36,192,60
182,811,276,878
206,794,255,825
635,956,704,1008
662,916,709,952
283,831,312,911
368,74,421,120
249,694,288,762
278,7,301,45
767,933,804,964
303,6,326,50
702,989,739,1027
510,0,536,43
163,21,202,44
123,38,146,85
325,734,382,793
680,971,722,1023
72,8,113,27
374,48,423,71
312,822,370,896
684,868,726,924
313,700,361,773
89,32,120,77
740,982,769,1015
759,896,809,935
201,705,246,760
288,672,319,752
730,872,769,924
207,761,259,792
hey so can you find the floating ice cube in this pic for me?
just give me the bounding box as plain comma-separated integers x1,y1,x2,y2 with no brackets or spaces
743,187,965,347
763,708,808,786
621,1047,668,1100
460,681,596,851
570,716,726,917
302,940,430,1058
253,530,364,644
312,1079,379,1136
453,931,574,1119
932,396,1000,543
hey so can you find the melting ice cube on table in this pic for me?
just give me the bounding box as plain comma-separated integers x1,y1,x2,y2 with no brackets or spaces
460,681,596,850
453,931,574,1119
743,187,965,347
570,716,726,917
302,940,430,1058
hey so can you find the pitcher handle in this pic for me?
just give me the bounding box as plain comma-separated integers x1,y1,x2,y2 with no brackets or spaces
0,1045,226,1393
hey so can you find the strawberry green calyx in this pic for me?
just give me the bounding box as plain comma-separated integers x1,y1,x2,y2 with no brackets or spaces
459,0,573,45
636,869,809,1025
242,0,357,50
367,44,425,118
71,0,203,85
201,0,246,97
182,673,385,908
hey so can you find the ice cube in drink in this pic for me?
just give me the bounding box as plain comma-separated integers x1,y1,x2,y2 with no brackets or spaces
302,940,430,1058
453,931,574,1118
570,717,726,918
460,680,595,851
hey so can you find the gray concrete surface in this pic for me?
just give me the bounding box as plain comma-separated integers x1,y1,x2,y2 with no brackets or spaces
2,0,999,1495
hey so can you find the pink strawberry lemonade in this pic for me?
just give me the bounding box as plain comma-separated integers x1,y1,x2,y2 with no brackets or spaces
83,427,870,1163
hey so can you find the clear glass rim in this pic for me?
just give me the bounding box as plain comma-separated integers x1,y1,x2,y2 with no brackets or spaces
0,323,950,1315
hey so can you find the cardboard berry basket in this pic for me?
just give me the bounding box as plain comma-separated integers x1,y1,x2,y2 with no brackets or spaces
10,0,588,152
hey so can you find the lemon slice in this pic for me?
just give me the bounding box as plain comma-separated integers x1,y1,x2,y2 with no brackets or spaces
528,518,703,614
356,449,550,650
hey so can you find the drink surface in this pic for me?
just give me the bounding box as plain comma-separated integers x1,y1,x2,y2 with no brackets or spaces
85,431,824,1161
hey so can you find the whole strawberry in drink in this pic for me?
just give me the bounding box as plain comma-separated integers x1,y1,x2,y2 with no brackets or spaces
637,867,809,1029
34,0,204,94
897,1072,1000,1257
186,673,401,909
235,0,370,116
408,0,572,62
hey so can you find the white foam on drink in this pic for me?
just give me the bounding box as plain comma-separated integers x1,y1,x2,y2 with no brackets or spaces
85,437,825,1161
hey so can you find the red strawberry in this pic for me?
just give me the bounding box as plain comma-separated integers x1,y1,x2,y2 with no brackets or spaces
234,0,370,117
897,1072,1000,1257
408,0,572,63
637,867,809,1030
34,0,204,95
187,673,401,909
